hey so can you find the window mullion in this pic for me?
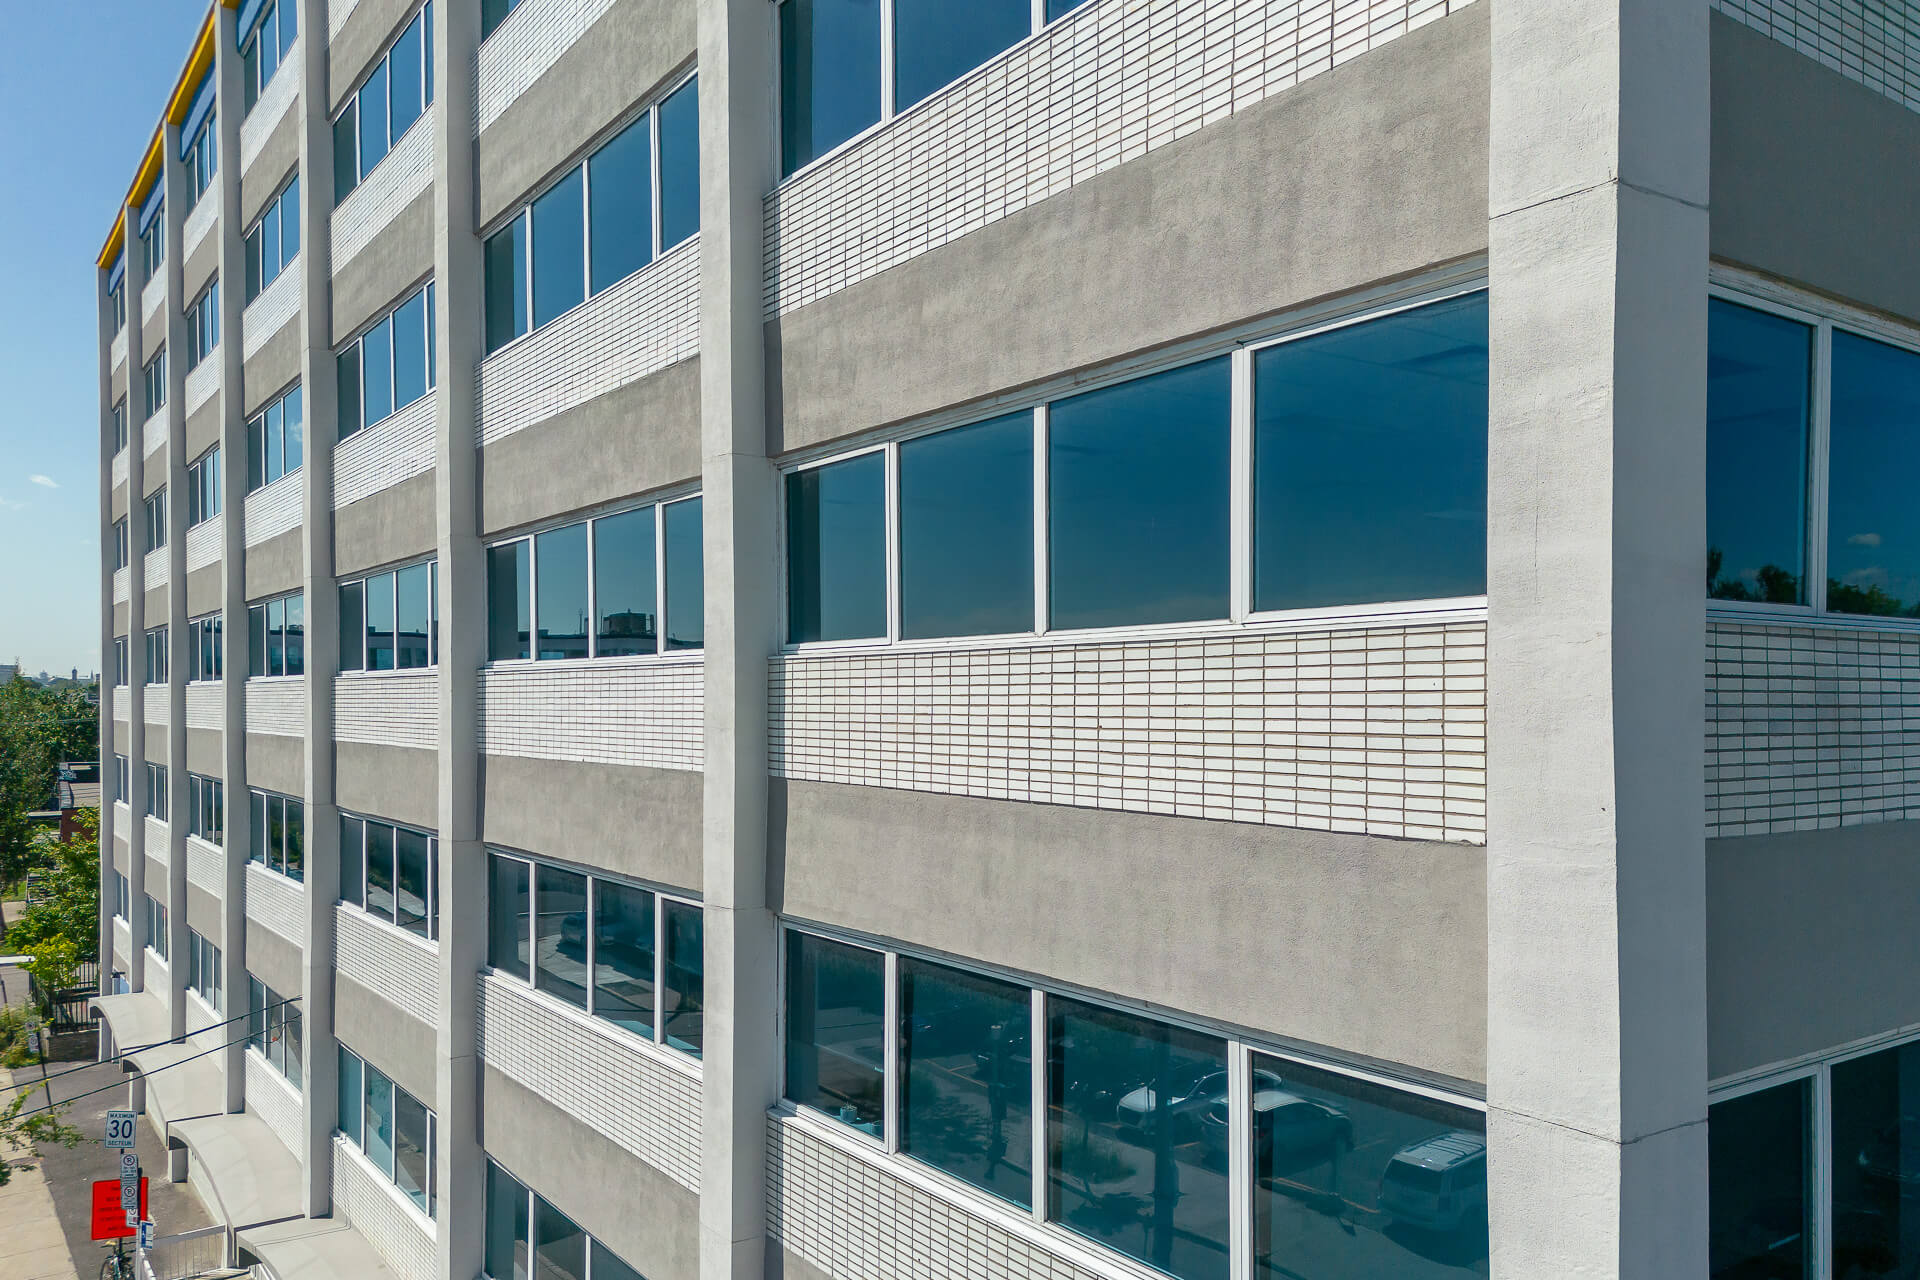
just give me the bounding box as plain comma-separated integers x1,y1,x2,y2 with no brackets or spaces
655,504,668,655
1032,406,1050,636
885,441,902,643
650,105,664,261
882,949,900,1153
1029,986,1046,1223
584,877,597,1015
580,160,593,302
1809,321,1833,615
528,538,540,661
653,890,666,1043
880,0,897,120
1228,1041,1252,1280
1030,0,1045,33
586,517,599,659
1231,345,1252,622
1815,1063,1833,1280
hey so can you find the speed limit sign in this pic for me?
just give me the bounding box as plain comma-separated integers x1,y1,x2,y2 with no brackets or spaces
105,1111,137,1150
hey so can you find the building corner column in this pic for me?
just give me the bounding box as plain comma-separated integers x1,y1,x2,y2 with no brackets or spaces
125,199,150,1003
163,119,192,1044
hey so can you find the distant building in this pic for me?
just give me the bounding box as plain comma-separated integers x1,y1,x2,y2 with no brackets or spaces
28,762,101,844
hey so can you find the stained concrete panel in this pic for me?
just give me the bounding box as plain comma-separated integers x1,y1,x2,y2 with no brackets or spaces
480,754,702,892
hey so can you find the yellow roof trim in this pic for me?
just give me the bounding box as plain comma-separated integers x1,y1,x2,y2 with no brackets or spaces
164,18,218,126
99,214,125,272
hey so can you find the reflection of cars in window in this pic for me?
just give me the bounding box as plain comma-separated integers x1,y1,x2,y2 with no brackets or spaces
1115,1066,1227,1134
1199,1082,1349,1163
1859,1116,1920,1187
1378,1131,1488,1233
559,910,587,954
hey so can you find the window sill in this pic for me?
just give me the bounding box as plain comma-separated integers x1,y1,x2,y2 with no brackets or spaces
337,666,438,679
482,650,704,673
332,1132,438,1237
478,238,698,366
246,859,305,890
1707,601,1920,635
482,966,702,1083
336,902,438,955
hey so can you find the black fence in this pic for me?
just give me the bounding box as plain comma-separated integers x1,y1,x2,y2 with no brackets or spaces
28,960,99,1034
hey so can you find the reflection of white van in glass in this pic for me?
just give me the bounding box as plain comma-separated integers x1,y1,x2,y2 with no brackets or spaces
1378,1131,1488,1233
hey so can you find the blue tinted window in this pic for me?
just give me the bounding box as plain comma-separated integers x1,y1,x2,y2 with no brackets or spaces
361,317,393,425
484,1162,528,1280
787,455,886,643
487,853,529,979
1046,0,1089,19
281,177,300,261
535,864,588,1008
535,522,589,660
1706,300,1810,604
1253,293,1489,611
1830,1041,1920,1274
588,119,651,294
1827,331,1920,617
364,1065,394,1175
482,0,524,38
899,957,1032,1208
1047,999,1228,1280
261,202,282,282
592,881,654,1038
780,0,882,175
594,507,656,657
392,290,428,410
485,216,528,353
265,400,284,480
663,498,704,650
786,932,885,1135
658,77,700,250
535,1198,585,1280
283,385,304,471
488,541,530,661
395,562,431,668
357,63,389,175
899,413,1032,639
662,900,702,1056
389,14,424,142
894,0,1028,111
1709,1079,1810,1280
531,169,585,327
333,101,359,202
337,1047,362,1146
1049,358,1231,629
365,572,395,671
336,343,361,437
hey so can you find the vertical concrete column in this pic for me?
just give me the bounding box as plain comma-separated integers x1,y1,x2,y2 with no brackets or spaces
696,4,780,1279
215,2,250,1114
163,122,193,1043
296,0,343,1219
431,3,485,1275
96,242,118,1021
126,200,150,1001
1484,3,1711,1276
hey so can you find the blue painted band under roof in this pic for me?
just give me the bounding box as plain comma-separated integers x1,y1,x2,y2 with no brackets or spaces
237,0,267,41
137,182,164,235
178,68,215,159
107,257,125,291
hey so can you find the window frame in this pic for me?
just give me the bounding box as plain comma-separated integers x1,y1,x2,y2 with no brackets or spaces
185,279,220,371
247,787,307,882
246,381,305,492
337,557,438,673
143,488,167,553
328,1,434,201
483,1155,647,1280
113,519,129,570
145,894,169,960
186,613,225,682
186,927,222,1011
143,347,168,418
244,171,301,303
184,107,219,212
187,446,222,528
776,276,1491,654
335,279,436,439
239,0,299,113
339,812,441,942
113,639,130,687
246,589,306,678
186,772,225,845
143,625,169,685
336,1043,439,1220
112,400,128,452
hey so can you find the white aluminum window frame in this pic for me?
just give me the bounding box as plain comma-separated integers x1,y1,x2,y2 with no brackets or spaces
143,488,167,552
186,613,225,682
113,519,129,570
240,0,297,112
339,810,441,942
482,1155,642,1280
776,272,1491,654
143,348,168,417
186,771,224,844
184,112,218,212
335,1041,440,1220
245,380,305,492
145,894,169,960
187,446,222,528
186,927,222,1011
247,786,307,882
483,488,703,666
109,279,127,333
329,0,433,194
246,589,306,678
185,279,219,370
338,557,439,673
143,625,169,685
244,171,301,303
113,400,128,452
337,278,436,438
140,207,165,277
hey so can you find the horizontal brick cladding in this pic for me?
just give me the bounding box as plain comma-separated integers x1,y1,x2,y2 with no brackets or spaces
185,358,221,417
1714,0,1920,113
475,238,699,447
472,0,614,133
112,448,129,487
114,697,129,724
335,904,439,1025
477,657,703,771
244,471,303,547
142,274,163,324
332,1135,436,1280
114,568,129,604
246,862,307,946
333,394,435,508
185,681,224,731
113,918,132,964
185,520,223,574
477,973,701,1193
111,329,127,371
245,1049,303,1159
243,267,301,360
335,671,436,749
240,44,302,172
1706,619,1920,836
143,547,169,589
184,190,218,260
245,676,307,738
768,1115,1110,1280
328,0,360,39
771,621,1489,844
763,0,1470,317
143,412,166,456
144,688,171,730
331,107,434,271
186,837,223,898
145,817,170,866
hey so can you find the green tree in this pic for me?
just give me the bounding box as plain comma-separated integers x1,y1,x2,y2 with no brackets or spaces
0,675,98,888
5,810,101,966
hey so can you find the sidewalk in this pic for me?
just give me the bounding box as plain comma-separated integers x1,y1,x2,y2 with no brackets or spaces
0,1060,80,1280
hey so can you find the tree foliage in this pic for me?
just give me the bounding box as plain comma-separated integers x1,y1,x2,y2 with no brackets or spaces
5,809,100,966
0,675,98,888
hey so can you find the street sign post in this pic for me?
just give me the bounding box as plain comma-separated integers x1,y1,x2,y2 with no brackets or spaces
105,1110,136,1149
88,1177,147,1240
137,1220,155,1250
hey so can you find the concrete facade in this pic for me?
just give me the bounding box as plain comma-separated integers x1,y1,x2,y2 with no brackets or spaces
90,2,1920,1279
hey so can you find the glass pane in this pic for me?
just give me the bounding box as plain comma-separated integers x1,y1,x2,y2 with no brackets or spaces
261,202,281,284
531,168,585,328
283,384,304,471
785,931,883,1134
1046,0,1090,18
250,791,267,865
780,0,882,175
1253,294,1489,611
361,317,394,426
900,413,1033,639
894,0,1028,111
1050,358,1232,629
338,581,365,671
484,218,529,353
663,900,703,1056
1047,999,1228,1280
265,400,284,485
357,63,389,175
341,816,366,908
395,828,431,937
591,1246,644,1280
664,498,704,650
787,455,885,643
245,226,263,300
1828,330,1920,617
1832,1041,1920,1276
899,957,1033,1208
592,880,654,1037
389,14,424,143
534,864,589,1009
283,1005,303,1088
534,1197,586,1280
336,342,362,438
281,178,300,262
488,541,531,660
481,0,522,38
364,1066,395,1175
366,571,396,671
392,1089,431,1210
1704,300,1811,604
284,594,305,676
594,508,657,656
396,563,431,668
392,290,428,411
332,101,357,201
366,822,397,921
587,117,651,294
486,1162,530,1280
338,1048,363,1146
267,795,287,873
535,523,590,660
1709,1079,1810,1280
658,77,700,251
284,800,304,882
489,854,530,980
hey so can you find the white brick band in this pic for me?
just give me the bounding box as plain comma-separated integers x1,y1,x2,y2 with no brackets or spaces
477,973,701,1193
142,547,169,589
185,681,225,731
185,519,224,574
240,43,302,173
143,412,167,457
244,471,303,547
184,191,218,260
478,658,704,771
335,905,439,1025
145,690,171,731
114,567,130,605
145,817,171,867
473,0,618,133
333,393,436,508
331,107,434,271
332,1136,436,1280
142,275,164,323
245,676,307,738
111,329,127,370
242,267,301,361
246,862,307,947
187,836,224,899
246,1049,304,1160
335,671,437,750
185,358,221,417
1713,0,1920,114
113,449,128,488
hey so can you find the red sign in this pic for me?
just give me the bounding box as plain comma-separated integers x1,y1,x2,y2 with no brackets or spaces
89,1178,147,1241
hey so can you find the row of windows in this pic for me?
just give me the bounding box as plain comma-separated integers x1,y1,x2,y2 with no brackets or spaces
333,2,433,205
187,773,224,845
485,1160,646,1280
250,789,306,881
186,928,223,1011
485,498,703,662
113,870,130,921
113,756,130,806
786,292,1488,645
112,400,127,452
184,111,217,212
338,282,435,439
144,894,168,960
483,73,698,354
248,977,303,1088
247,382,304,490
187,446,221,528
342,814,438,940
240,0,298,115
113,637,128,687
486,851,703,1057
143,627,168,686
144,762,168,817
113,519,128,570
140,204,165,279
187,614,224,682
245,175,300,304
143,489,166,552
249,591,306,677
109,278,126,335
143,348,166,419
338,1044,436,1216
778,0,1091,176
186,281,219,371
339,561,436,671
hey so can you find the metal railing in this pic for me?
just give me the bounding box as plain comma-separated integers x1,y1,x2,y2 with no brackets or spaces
136,1224,228,1279
28,960,100,1033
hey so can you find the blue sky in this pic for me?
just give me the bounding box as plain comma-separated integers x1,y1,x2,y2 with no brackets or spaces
0,3,204,678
